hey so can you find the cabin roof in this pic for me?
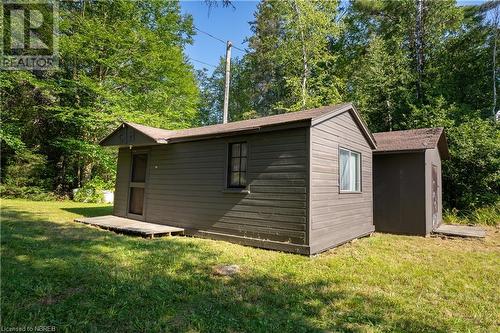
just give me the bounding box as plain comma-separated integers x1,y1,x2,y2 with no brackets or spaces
373,127,449,159
100,102,377,148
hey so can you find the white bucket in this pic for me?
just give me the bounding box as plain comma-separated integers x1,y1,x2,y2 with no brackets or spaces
102,190,114,204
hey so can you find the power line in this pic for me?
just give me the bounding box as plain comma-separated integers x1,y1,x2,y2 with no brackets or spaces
194,26,226,44
189,57,218,68
194,26,246,53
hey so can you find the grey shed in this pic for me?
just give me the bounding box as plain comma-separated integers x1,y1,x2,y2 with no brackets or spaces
100,103,377,255
372,128,449,236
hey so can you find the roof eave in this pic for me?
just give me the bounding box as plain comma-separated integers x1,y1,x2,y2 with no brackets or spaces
164,119,312,144
99,122,160,147
436,128,450,160
373,148,428,155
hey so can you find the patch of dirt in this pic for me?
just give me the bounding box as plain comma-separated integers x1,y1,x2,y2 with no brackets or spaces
212,264,240,276
40,287,84,305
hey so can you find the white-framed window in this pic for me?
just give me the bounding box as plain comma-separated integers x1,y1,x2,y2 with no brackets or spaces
339,148,361,192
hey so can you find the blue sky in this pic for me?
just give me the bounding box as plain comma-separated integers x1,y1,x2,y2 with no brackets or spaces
181,0,489,74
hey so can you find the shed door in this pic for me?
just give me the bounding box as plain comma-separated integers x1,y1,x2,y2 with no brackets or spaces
432,164,438,228
128,153,148,219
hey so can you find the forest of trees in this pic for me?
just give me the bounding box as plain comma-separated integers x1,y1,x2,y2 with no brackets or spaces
1,0,499,219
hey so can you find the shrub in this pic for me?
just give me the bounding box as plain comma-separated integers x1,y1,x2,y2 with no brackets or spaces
443,118,500,211
73,177,113,203
0,185,59,201
444,203,500,226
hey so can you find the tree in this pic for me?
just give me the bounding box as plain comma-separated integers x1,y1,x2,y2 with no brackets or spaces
1,0,199,194
247,0,343,114
491,4,499,118
198,56,255,125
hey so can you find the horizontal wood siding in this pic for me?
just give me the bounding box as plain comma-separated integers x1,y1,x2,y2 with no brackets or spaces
144,128,308,245
310,111,374,253
113,148,131,217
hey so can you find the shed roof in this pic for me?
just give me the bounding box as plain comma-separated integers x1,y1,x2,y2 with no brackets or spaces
100,102,377,148
373,127,449,159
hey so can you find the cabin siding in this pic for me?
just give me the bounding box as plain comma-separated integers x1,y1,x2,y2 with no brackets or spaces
113,148,131,217
309,111,374,254
102,124,156,146
143,127,309,247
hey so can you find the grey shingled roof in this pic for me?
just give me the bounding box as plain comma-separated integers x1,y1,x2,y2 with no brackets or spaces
110,102,376,148
126,103,350,141
125,122,173,141
373,127,449,158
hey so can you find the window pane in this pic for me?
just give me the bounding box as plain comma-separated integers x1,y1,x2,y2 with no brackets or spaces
231,143,240,157
231,158,240,172
239,172,247,186
230,172,240,186
131,154,147,183
350,153,357,191
240,143,248,157
228,142,247,188
353,152,360,191
340,149,350,191
240,157,247,172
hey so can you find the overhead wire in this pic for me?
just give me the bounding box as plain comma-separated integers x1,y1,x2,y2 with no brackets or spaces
188,26,247,70
188,57,218,68
194,26,247,53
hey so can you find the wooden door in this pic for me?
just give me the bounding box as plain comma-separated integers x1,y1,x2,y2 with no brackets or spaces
128,152,148,220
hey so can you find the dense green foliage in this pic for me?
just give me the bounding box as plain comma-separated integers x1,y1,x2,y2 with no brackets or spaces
2,199,499,331
200,0,500,213
1,0,498,214
1,0,199,195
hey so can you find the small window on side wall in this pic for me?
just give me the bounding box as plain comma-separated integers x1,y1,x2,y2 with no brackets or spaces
228,142,247,188
339,148,361,192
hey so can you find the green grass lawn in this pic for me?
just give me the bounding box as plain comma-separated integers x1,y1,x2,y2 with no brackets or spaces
1,199,499,332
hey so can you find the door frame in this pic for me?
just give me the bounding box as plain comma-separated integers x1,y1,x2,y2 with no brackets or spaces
126,148,151,221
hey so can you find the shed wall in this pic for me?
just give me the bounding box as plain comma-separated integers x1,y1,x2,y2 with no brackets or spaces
425,148,443,233
373,152,426,235
309,111,374,254
113,127,309,252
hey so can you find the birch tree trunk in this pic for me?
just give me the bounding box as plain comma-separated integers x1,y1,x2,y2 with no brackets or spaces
492,5,499,119
415,0,425,103
293,0,308,109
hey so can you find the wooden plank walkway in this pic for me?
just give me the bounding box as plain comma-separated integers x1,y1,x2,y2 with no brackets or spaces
74,215,184,238
433,224,486,238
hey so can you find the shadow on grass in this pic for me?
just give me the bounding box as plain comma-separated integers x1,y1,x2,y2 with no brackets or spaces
1,207,451,332
62,206,113,217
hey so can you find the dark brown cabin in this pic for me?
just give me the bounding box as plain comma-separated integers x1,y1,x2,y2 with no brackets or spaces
100,103,377,255
372,128,449,236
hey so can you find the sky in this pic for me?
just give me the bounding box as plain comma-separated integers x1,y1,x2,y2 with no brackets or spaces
181,0,490,74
